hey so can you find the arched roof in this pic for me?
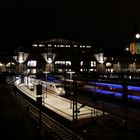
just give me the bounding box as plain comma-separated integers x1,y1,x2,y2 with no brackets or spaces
34,38,79,45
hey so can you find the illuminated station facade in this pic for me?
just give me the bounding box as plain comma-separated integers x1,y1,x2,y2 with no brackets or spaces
0,36,140,80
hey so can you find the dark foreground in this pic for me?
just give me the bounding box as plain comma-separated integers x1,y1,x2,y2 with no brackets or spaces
0,82,39,140
0,81,140,140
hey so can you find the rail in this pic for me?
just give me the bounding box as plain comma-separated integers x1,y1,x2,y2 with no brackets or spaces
9,84,82,140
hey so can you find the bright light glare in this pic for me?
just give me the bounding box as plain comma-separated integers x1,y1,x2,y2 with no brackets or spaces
136,33,140,39
0,62,3,66
63,90,65,94
125,47,129,51
15,79,21,85
47,58,53,64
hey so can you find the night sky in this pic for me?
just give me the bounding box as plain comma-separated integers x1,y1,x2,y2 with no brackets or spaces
0,0,140,52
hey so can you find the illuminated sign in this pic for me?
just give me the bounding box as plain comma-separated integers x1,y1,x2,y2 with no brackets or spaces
130,43,140,54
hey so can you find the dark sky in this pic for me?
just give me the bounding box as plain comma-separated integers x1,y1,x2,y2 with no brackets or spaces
0,0,140,52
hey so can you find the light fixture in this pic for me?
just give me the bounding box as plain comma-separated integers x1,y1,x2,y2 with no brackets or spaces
135,33,140,39
47,58,53,64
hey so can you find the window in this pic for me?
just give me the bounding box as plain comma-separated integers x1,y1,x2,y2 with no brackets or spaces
27,60,37,67
91,61,96,67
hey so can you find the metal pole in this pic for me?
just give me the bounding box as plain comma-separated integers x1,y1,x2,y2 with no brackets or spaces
36,84,42,138
70,92,73,109
39,104,42,133
64,62,67,96
46,72,47,98
70,72,73,109
122,83,128,128
72,78,78,139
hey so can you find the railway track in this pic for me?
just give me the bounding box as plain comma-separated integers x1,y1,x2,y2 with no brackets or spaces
9,84,81,140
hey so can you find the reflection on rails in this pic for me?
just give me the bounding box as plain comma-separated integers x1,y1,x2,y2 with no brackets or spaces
88,82,140,101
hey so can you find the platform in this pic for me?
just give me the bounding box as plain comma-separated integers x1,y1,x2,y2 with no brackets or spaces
15,82,105,126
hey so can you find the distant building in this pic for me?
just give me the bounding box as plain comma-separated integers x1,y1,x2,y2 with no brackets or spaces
0,37,140,81
11,38,95,75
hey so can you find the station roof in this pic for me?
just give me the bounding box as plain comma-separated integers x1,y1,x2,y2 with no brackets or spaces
33,38,80,45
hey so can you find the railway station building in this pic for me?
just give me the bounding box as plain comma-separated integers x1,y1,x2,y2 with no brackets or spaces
0,37,140,80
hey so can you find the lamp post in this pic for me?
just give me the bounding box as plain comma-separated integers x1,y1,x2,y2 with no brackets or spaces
135,33,140,39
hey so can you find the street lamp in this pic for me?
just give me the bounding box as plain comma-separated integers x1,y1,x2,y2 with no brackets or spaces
125,47,129,51
47,57,53,64
135,33,140,39
68,71,75,80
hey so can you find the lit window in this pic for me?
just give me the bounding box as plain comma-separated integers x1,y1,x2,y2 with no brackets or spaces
66,61,71,66
27,60,37,67
27,69,30,73
106,62,112,67
48,44,52,47
110,69,113,73
39,44,44,47
86,46,91,48
90,69,93,71
91,61,96,67
58,69,63,72
80,45,85,48
32,44,37,47
60,45,64,47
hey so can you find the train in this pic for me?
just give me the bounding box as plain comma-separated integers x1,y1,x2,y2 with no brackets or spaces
88,81,140,101
29,77,65,96
46,81,65,96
